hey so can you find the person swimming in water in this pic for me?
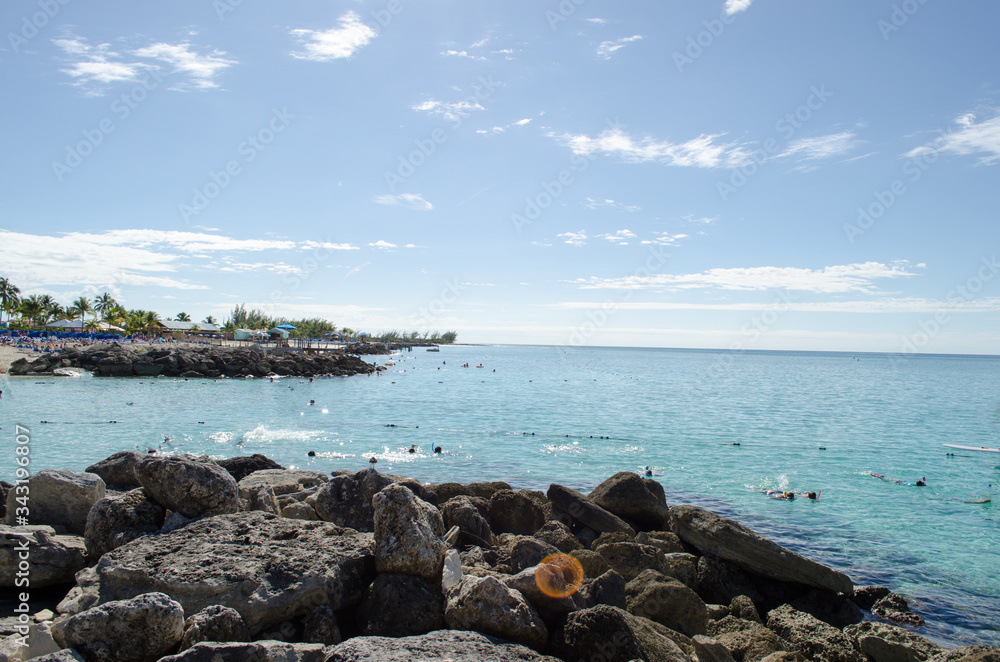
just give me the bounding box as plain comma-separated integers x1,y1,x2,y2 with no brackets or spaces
766,490,795,500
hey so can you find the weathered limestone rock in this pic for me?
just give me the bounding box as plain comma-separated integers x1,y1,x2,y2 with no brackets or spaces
179,605,249,650
324,629,560,661
671,505,853,595
766,604,863,662
358,572,444,637
237,469,326,497
281,501,318,520
639,530,687,554
663,552,699,589
0,621,60,660
86,451,144,488
27,650,86,662
789,588,864,629
697,555,762,606
216,455,285,483
159,641,327,662
730,594,762,623
84,488,165,558
533,520,583,552
571,548,611,578
135,455,238,518
626,569,709,636
444,575,548,651
441,496,494,548
3,470,104,535
302,605,340,645
508,536,561,574
373,483,448,580
596,541,670,582
61,592,184,662
0,525,87,587
487,490,546,535
844,621,942,662
927,647,1000,662
432,481,513,503
312,469,396,531
872,593,925,626
547,484,635,536
57,512,375,636
589,472,670,531
504,564,584,624
709,616,791,662
560,604,692,662
242,484,281,515
693,634,738,662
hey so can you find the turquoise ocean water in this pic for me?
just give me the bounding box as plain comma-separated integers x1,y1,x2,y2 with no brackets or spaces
1,345,998,646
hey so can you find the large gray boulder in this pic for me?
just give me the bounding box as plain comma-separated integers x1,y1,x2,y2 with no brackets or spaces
84,488,166,558
0,525,87,587
444,575,548,651
324,629,560,661
487,490,546,535
441,496,494,548
596,541,670,582
560,604,692,662
312,469,396,531
843,621,942,662
61,592,184,662
626,569,709,637
159,641,327,662
927,647,1000,662
708,616,791,662
3,469,104,535
373,483,448,580
135,455,238,518
589,471,670,531
358,573,444,637
671,505,853,595
504,564,584,624
179,605,250,650
57,512,375,636
216,455,285,483
766,604,863,662
547,484,635,536
86,451,144,488
237,469,326,497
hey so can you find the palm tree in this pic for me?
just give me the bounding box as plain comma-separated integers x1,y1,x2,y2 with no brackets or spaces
94,293,117,321
19,295,44,327
70,296,93,329
0,277,21,326
175,312,191,322
38,295,58,325
142,310,161,335
204,315,216,325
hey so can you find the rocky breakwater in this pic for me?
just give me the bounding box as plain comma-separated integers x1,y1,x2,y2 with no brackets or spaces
1,463,998,662
7,343,380,379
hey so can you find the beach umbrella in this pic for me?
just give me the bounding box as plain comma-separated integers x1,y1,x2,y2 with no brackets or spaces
276,323,297,330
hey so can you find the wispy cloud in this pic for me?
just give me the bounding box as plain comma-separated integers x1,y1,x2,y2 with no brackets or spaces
597,34,642,60
570,262,919,293
555,127,751,168
558,231,589,247
723,0,753,16
441,50,487,61
553,297,1000,314
413,99,485,123
369,240,397,250
599,229,637,245
777,131,861,169
54,36,142,93
585,18,607,24
905,111,1000,165
133,42,236,90
290,11,376,62
583,197,641,212
640,232,688,246
374,193,434,211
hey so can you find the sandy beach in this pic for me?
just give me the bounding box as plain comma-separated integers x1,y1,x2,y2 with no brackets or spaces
0,344,32,374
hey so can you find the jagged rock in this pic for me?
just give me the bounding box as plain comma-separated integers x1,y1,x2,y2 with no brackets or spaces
927,647,1000,662
671,505,853,595
217,455,285,483
61,592,184,662
596,541,670,581
56,512,375,637
589,472,670,531
242,484,281,515
508,536,561,573
852,585,892,610
238,469,326,497
592,531,635,549
730,594,762,623
135,454,238,518
872,593,925,626
760,654,807,662
432,481,513,503
441,496,494,548
372,483,447,580
84,488,166,558
789,588,863,628
708,616,791,662
3,470,104,535
533,520,583,552
559,604,692,662
97,353,133,377
570,548,610,578
626,569,709,636
444,575,548,651
697,555,762,606
179,605,249,650
844,621,942,662
488,490,546,535
663,552,699,589
281,501,318,520
324,629,560,661
313,469,397,531
358,573,445,637
577,569,628,611
302,605,340,645
707,603,731,620
86,451,144,488
504,564,584,624
639,530,687,554
28,650,86,662
694,635,738,662
0,525,87,587
548,483,636,537
766,604,863,662
0,621,60,660
159,641,327,662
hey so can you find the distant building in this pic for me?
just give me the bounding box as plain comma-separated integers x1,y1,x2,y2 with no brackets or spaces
156,320,222,337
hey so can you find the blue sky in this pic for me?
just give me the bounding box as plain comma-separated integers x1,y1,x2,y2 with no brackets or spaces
2,0,1000,353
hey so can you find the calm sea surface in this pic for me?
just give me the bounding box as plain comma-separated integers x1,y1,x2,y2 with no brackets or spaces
2,345,998,646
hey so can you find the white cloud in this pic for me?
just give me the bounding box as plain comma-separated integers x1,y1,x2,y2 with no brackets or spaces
369,240,397,250
54,37,141,91
441,50,487,61
300,241,359,251
555,127,751,169
599,229,637,246
513,118,532,126
570,262,919,293
133,42,235,90
585,18,607,24
597,34,642,60
683,215,717,225
640,232,688,246
412,99,485,123
374,193,433,211
724,0,753,16
558,231,589,247
905,111,1000,165
290,11,376,62
583,198,641,212
777,131,861,166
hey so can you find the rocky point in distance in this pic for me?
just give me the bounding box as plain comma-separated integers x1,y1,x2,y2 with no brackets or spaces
1,453,998,662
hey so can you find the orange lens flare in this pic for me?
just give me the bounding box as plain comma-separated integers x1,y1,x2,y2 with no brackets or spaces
534,553,584,599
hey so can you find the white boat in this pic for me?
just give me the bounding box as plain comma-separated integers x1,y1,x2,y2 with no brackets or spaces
944,444,1000,453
